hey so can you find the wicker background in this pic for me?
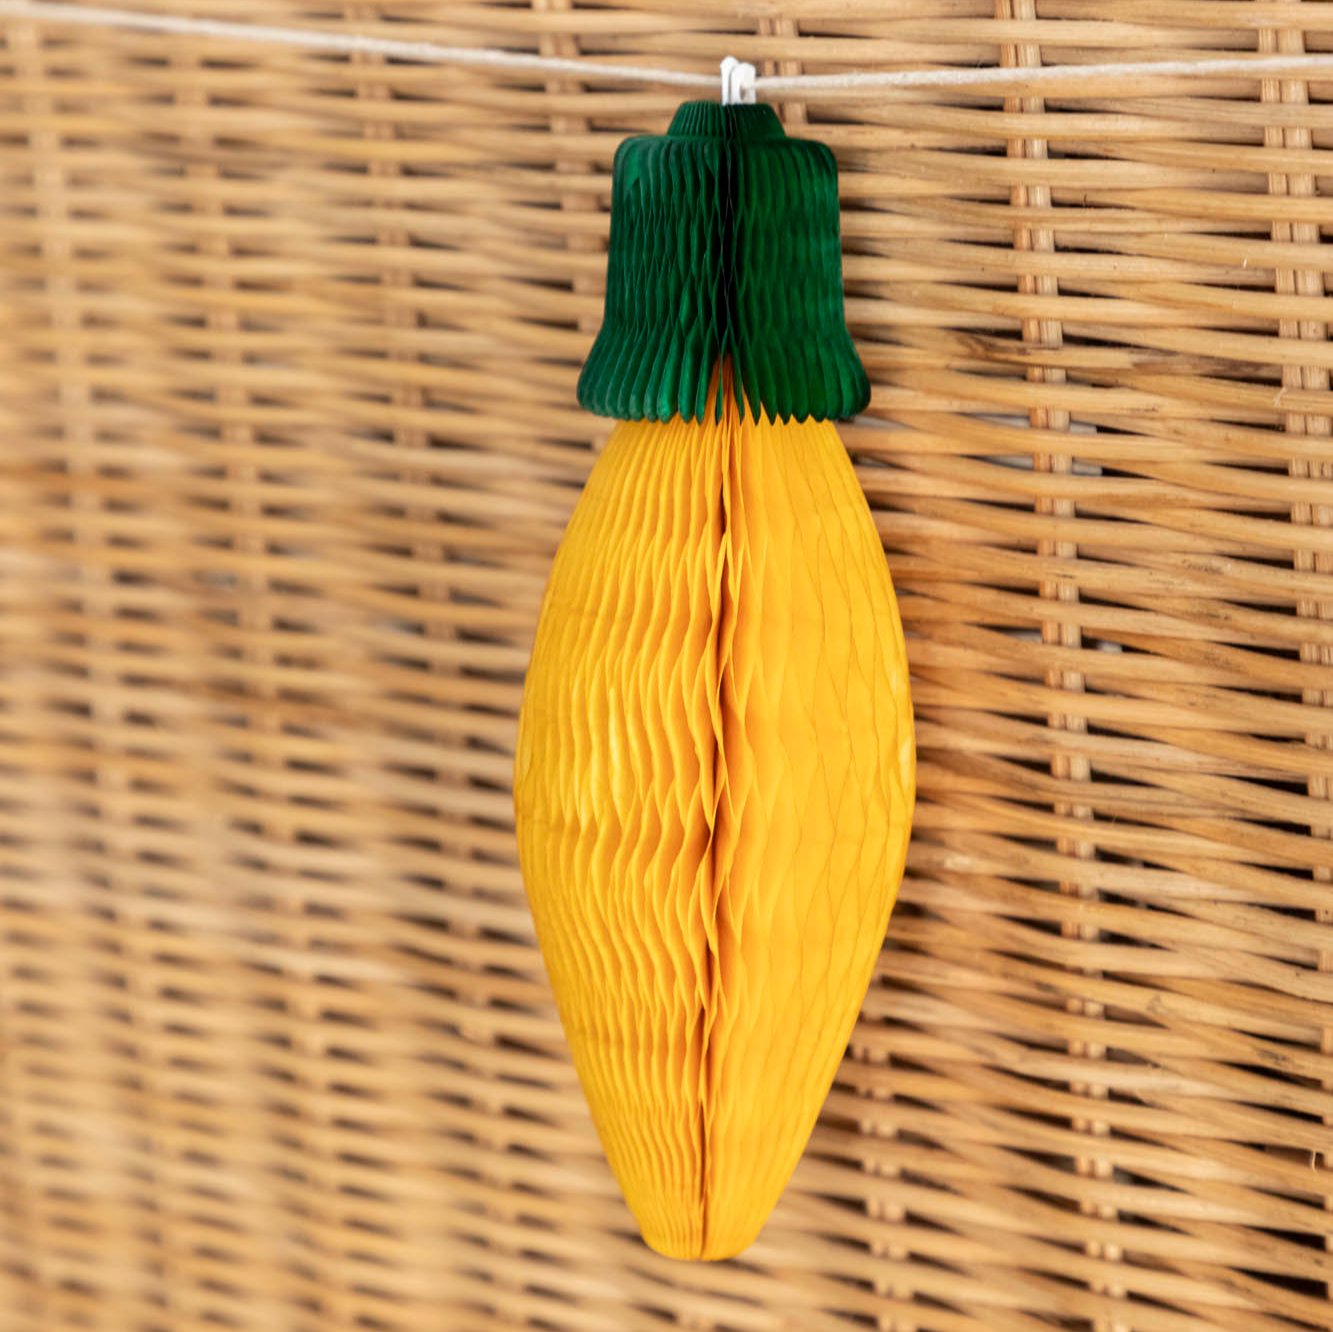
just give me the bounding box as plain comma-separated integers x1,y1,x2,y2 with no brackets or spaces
1,2,1332,1329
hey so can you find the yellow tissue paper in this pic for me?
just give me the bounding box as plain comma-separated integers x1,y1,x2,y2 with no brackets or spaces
515,392,914,1260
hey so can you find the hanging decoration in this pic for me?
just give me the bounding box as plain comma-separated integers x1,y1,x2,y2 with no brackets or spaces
514,90,915,1262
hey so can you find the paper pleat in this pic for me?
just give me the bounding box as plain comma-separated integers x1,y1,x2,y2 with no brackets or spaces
514,392,914,1260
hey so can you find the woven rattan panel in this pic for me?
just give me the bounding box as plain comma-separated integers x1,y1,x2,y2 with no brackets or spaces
1,3,1332,1330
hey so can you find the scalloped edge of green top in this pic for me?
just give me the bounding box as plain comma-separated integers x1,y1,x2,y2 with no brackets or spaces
577,102,870,424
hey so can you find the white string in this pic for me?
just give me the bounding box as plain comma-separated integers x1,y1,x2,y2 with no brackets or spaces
0,1,718,87
762,53,1333,92
4,0,1333,97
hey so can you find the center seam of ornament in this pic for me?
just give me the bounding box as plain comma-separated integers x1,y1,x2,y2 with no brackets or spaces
696,379,745,1257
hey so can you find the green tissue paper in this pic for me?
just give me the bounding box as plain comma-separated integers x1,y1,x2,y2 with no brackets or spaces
577,101,870,425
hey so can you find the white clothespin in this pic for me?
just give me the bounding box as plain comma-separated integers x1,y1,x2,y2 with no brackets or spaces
720,55,756,105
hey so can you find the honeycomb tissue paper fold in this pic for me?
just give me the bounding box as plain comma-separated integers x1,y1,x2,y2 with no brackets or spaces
513,99,915,1262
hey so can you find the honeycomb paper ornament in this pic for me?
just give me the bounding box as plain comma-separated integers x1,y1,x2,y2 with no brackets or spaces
514,99,915,1261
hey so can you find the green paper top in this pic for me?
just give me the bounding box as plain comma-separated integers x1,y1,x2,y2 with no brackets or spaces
577,101,870,424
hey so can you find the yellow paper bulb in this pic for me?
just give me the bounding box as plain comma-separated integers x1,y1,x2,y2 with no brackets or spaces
514,390,914,1260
